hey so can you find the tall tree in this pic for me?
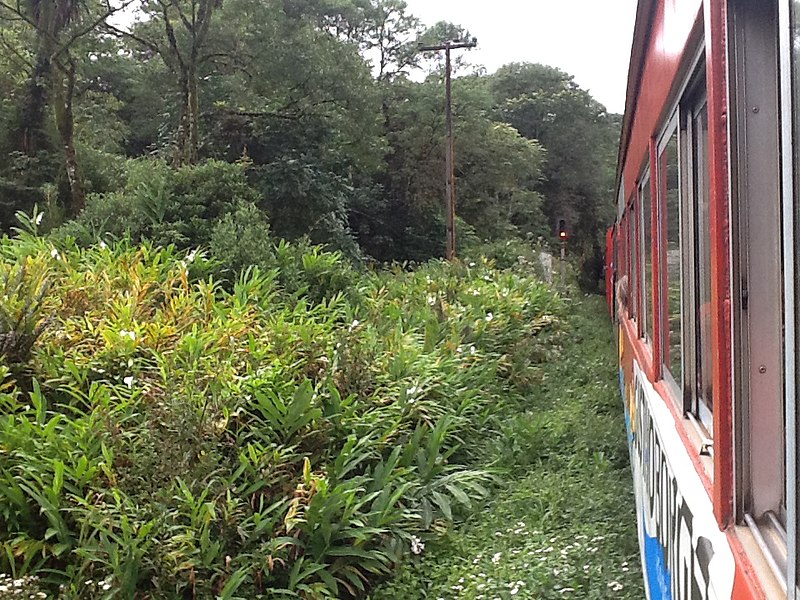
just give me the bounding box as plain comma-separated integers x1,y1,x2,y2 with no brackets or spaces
0,0,131,212
491,63,619,246
108,0,224,166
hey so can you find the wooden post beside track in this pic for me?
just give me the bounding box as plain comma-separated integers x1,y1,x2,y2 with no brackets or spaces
418,38,477,261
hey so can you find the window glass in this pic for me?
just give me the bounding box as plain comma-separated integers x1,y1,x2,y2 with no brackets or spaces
642,177,653,342
629,203,637,320
661,130,682,385
694,104,713,414
790,0,800,579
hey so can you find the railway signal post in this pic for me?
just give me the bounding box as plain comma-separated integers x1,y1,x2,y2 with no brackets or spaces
418,38,477,261
560,241,566,285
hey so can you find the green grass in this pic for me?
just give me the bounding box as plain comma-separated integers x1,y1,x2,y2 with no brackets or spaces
369,295,645,599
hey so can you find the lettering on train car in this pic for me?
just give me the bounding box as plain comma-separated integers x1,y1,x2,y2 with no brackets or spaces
631,377,718,599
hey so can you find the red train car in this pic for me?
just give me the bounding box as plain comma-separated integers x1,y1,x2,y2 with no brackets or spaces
612,0,800,597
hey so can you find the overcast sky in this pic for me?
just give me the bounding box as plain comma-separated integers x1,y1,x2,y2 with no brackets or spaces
404,0,638,114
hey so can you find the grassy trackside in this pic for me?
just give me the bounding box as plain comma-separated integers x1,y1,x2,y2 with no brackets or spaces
370,295,645,600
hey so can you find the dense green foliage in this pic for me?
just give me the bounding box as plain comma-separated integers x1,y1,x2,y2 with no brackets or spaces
0,225,567,598
0,1,636,597
371,296,644,599
0,0,619,276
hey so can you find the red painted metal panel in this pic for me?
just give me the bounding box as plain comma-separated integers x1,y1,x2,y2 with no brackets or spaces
621,0,703,197
704,0,734,532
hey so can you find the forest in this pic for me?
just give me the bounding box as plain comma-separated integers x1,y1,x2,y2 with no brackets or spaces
0,0,627,598
0,0,619,268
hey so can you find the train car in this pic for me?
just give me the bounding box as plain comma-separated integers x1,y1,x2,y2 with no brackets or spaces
613,0,800,597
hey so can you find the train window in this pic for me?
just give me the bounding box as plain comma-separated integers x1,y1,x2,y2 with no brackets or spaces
691,102,713,426
731,0,785,581
629,201,637,320
659,126,682,389
640,174,653,343
786,0,800,588
620,215,627,290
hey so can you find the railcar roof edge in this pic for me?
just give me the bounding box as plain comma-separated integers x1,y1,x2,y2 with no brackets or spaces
616,0,658,204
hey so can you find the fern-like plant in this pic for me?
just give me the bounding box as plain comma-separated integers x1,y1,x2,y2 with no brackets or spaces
0,258,49,365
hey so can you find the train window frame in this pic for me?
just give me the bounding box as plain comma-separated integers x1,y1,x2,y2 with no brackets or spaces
682,93,714,433
638,170,653,345
656,115,683,397
781,0,799,590
629,197,638,322
729,0,787,585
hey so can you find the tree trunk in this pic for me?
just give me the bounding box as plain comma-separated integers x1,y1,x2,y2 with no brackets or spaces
174,69,199,167
52,58,85,213
188,72,199,164
18,44,54,155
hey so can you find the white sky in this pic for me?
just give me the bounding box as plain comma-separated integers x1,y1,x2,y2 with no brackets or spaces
404,0,639,114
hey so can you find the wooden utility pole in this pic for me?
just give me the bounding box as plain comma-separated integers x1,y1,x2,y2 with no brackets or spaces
419,38,477,260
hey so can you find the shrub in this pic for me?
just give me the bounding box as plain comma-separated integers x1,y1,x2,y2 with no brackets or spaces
208,201,274,277
0,230,563,598
55,158,262,250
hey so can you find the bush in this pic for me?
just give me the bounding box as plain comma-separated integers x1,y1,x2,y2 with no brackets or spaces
0,232,562,598
55,158,261,249
208,200,274,277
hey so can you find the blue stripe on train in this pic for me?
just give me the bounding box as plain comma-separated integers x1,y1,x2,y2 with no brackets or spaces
643,519,673,600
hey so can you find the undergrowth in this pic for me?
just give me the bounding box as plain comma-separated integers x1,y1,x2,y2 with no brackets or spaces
370,296,644,599
0,222,564,599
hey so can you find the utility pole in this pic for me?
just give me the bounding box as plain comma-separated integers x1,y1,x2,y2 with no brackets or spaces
418,38,477,261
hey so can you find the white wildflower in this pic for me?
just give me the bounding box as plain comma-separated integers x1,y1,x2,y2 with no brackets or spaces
608,581,624,592
101,582,112,591
410,535,425,555
99,240,108,249
491,552,502,564
123,376,134,389
349,319,360,331
186,249,198,263
469,345,477,355
485,312,494,322
406,386,420,396
50,248,61,260
120,330,136,341
510,587,520,596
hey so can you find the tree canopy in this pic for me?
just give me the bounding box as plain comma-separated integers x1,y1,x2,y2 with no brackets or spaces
0,0,619,268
